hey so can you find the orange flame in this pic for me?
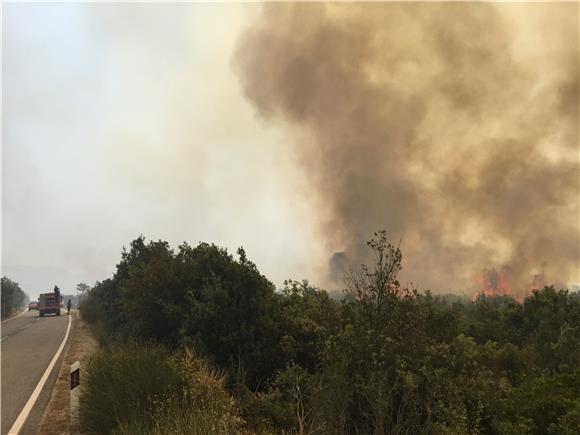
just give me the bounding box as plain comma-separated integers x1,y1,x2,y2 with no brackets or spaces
475,266,512,299
472,267,545,302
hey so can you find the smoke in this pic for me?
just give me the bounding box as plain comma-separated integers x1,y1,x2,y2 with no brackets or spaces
328,251,349,284
234,3,579,296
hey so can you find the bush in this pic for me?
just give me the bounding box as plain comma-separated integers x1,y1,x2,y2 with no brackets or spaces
80,237,283,389
115,389,244,435
167,349,244,434
80,343,184,434
80,343,245,435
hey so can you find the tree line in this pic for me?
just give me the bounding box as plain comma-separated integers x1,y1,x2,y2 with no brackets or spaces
80,232,580,434
1,276,28,318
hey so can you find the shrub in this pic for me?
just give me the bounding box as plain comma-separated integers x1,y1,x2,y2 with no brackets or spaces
81,237,283,389
80,343,184,434
113,349,246,435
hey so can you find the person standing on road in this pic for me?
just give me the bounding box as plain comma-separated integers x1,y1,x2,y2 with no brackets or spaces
67,299,72,315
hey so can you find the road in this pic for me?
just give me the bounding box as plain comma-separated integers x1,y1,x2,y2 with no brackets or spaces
1,310,70,435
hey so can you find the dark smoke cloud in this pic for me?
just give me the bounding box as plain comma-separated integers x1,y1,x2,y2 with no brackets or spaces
234,3,579,297
328,251,349,284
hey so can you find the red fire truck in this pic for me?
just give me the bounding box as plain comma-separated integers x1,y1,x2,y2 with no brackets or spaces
38,293,62,317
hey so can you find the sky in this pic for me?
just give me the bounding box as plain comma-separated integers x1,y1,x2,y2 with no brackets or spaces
2,3,579,300
2,3,322,298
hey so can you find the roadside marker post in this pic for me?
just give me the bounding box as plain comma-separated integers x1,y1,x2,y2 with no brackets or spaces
70,361,80,427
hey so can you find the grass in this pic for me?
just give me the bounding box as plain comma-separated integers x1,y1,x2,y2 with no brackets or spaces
80,345,246,435
80,343,183,434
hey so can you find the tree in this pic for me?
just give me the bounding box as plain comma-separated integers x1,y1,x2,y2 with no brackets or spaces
317,230,429,434
76,282,91,294
344,230,413,329
499,370,580,435
522,287,577,372
1,276,27,318
80,236,284,389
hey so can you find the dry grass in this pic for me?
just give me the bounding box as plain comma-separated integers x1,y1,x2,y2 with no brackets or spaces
37,310,98,435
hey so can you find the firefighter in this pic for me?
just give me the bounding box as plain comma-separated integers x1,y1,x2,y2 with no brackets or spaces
54,285,61,306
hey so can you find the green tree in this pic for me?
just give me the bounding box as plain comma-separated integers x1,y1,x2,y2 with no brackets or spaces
76,282,91,294
499,370,580,435
344,230,406,329
1,276,27,318
318,231,429,434
81,236,284,389
277,279,340,372
522,287,578,371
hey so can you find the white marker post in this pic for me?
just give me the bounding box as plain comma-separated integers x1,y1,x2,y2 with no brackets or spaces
70,361,80,428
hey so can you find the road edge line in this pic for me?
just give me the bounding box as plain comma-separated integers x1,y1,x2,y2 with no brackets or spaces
7,314,72,435
1,310,27,323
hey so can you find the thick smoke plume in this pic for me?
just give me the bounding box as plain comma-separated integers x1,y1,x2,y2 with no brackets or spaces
234,3,579,297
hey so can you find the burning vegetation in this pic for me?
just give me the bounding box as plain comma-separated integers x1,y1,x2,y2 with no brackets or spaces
474,267,546,301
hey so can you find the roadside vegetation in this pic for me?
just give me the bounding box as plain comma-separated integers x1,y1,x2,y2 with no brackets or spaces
1,276,28,318
79,232,580,434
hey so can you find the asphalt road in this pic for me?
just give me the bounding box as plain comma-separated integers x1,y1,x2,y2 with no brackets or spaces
1,310,70,434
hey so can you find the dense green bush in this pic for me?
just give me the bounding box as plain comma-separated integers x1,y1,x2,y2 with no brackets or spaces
81,237,282,389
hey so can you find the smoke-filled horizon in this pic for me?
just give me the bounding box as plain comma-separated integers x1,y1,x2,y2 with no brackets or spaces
2,3,321,299
234,3,579,298
3,3,579,299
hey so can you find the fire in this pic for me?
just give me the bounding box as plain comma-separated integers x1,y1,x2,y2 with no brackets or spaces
473,267,546,301
528,271,546,295
476,266,512,298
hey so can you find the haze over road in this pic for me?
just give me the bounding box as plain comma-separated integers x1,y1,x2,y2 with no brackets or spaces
1,311,70,435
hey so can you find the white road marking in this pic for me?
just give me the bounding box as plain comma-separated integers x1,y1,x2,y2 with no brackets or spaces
1,310,28,323
19,323,32,331
1,336,9,342
7,314,72,435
